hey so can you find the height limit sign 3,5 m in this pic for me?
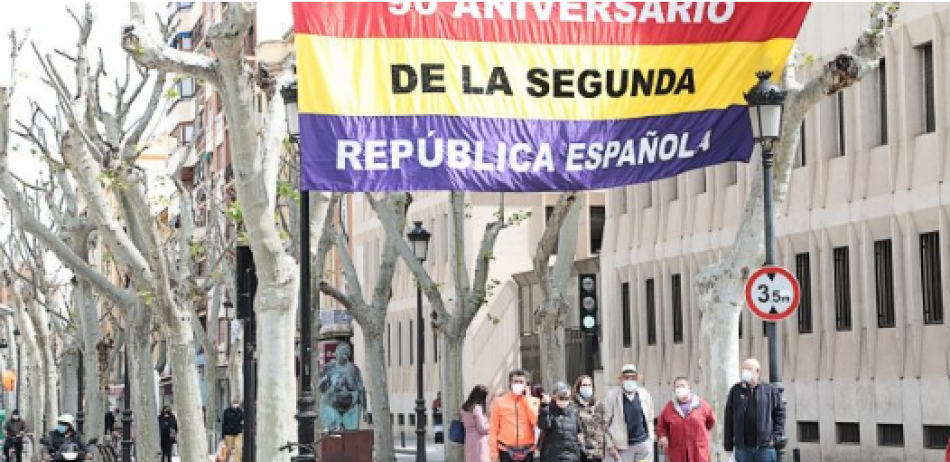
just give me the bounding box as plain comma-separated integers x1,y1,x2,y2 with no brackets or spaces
744,265,801,321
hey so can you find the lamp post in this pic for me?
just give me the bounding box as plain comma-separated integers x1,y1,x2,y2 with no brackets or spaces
13,328,20,411
407,221,431,462
744,70,788,462
0,337,7,409
122,347,133,462
283,79,318,461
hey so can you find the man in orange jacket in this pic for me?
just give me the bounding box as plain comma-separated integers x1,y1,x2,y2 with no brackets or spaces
489,368,540,462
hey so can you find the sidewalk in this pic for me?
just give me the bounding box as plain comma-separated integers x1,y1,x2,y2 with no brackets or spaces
393,436,446,462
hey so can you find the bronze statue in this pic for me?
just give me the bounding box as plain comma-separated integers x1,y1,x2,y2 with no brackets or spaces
318,342,364,430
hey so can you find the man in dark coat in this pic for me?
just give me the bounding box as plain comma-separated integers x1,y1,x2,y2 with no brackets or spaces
222,398,244,461
3,410,28,462
158,406,178,462
105,408,116,434
724,358,786,462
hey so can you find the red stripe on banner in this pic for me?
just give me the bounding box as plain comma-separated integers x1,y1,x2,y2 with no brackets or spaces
293,2,810,46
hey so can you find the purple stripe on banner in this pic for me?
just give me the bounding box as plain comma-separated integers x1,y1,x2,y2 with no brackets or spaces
299,106,753,192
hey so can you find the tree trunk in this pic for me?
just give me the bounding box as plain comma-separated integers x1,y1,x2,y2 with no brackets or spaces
165,316,210,462
538,308,567,389
439,326,465,462
78,281,104,436
61,349,80,416
364,331,395,462
254,279,298,462
24,298,58,429
129,310,161,461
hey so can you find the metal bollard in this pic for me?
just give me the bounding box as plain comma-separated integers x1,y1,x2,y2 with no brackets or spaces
401,430,406,448
792,448,801,462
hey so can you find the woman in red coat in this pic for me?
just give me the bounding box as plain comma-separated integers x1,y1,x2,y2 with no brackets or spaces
656,377,717,462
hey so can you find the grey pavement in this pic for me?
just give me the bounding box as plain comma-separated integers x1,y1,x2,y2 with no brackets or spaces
393,436,446,462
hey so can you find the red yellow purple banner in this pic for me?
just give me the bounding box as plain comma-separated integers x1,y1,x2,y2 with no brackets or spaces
292,2,810,192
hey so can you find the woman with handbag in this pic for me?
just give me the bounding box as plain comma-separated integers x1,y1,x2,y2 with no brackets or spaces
461,385,491,462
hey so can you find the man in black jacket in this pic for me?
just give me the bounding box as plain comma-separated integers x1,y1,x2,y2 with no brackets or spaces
4,410,28,462
221,398,244,461
724,358,786,462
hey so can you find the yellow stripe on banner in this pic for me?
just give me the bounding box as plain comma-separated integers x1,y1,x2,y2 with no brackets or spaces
296,34,794,120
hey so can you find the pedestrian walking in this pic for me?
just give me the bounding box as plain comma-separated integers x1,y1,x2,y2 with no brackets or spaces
433,391,444,444
656,376,716,462
461,385,491,462
572,375,606,462
724,358,786,462
3,410,28,462
489,368,540,462
603,364,655,462
221,398,244,462
538,382,583,461
158,405,178,462
105,408,117,435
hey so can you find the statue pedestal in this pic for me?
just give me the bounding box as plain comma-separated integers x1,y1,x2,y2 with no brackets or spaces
318,430,374,462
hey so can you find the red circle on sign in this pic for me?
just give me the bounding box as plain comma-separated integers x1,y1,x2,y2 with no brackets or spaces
744,265,801,321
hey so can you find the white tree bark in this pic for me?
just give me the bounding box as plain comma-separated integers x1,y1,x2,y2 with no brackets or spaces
123,6,301,459
695,5,896,460
533,192,581,388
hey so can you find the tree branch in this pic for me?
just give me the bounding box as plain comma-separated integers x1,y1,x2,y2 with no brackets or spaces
122,3,220,85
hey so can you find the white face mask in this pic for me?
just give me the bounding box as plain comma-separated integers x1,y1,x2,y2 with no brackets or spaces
579,386,593,399
510,383,526,395
741,369,755,383
622,380,637,393
674,387,690,400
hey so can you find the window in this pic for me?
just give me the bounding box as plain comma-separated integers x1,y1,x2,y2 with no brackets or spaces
387,324,391,366
799,421,820,443
920,232,944,325
398,321,403,365
409,321,413,365
878,59,888,144
181,124,194,146
919,42,936,133
727,163,738,186
621,282,632,348
878,424,904,447
795,122,807,167
177,77,196,98
409,414,416,426
397,414,405,425
646,278,657,345
544,206,559,253
837,422,861,445
874,239,896,328
796,253,813,334
834,247,853,331
589,206,606,254
924,425,950,449
172,31,193,51
671,274,684,343
836,91,847,156
432,328,438,362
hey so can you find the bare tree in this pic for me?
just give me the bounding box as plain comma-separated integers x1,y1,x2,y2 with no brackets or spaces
122,4,320,460
317,193,406,462
693,4,897,458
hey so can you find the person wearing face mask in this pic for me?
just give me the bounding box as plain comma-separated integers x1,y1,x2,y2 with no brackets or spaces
489,368,540,462
724,358,786,462
656,377,716,462
158,405,179,462
42,414,90,461
571,375,606,462
3,410,28,462
538,382,584,461
603,364,654,462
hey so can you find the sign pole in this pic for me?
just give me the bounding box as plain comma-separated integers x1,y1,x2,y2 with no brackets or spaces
762,137,787,461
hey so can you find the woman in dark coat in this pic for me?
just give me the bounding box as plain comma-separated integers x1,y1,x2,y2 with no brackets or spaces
158,406,178,462
538,381,584,461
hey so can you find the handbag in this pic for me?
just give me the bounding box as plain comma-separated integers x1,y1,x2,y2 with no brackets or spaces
448,418,465,444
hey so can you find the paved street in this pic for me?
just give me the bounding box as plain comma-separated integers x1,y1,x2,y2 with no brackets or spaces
395,443,447,462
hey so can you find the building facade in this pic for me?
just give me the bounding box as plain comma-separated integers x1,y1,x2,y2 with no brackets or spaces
351,3,950,460
599,3,950,461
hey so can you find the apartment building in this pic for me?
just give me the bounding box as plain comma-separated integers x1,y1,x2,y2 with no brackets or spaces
597,3,950,461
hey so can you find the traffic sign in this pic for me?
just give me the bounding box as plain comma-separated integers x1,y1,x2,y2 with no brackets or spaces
744,265,801,321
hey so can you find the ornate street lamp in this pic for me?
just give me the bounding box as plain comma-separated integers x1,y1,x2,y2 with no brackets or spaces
745,70,788,462
407,221,431,462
